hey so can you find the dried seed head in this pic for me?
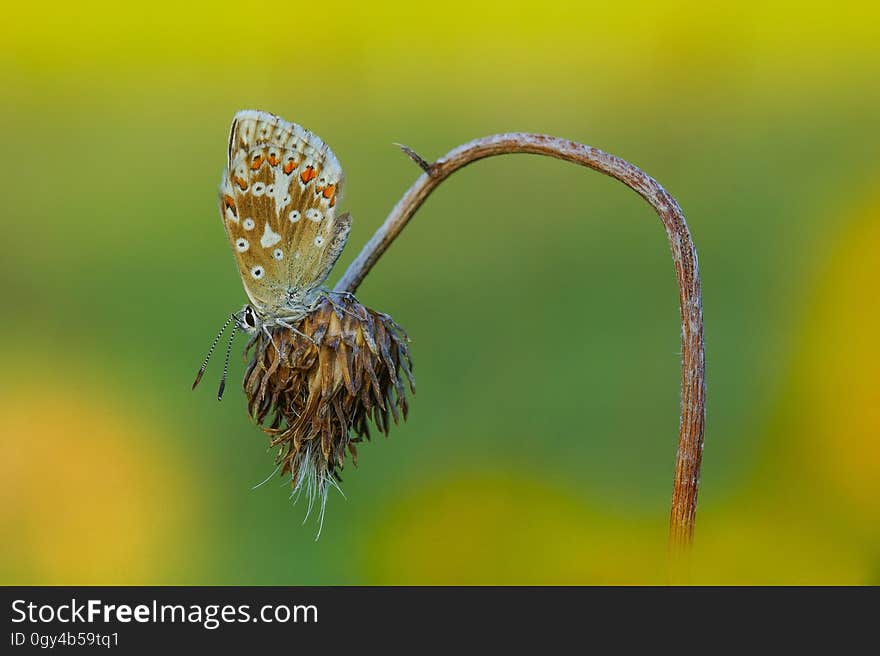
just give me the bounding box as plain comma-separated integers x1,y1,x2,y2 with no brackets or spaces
243,293,414,530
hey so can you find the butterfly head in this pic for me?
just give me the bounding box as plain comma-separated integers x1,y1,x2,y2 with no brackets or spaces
234,305,262,335
192,304,262,401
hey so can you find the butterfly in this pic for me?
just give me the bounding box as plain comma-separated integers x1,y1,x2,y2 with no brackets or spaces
193,110,351,398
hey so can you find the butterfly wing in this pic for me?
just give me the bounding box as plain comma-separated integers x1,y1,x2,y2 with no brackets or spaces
219,110,349,315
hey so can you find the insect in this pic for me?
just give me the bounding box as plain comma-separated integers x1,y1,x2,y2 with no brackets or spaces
192,109,351,398
192,111,414,533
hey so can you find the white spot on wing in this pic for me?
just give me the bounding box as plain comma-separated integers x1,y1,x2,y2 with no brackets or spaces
260,222,282,248
243,218,255,231
235,238,249,252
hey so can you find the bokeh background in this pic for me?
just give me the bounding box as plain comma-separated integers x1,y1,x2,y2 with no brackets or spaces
1,1,878,584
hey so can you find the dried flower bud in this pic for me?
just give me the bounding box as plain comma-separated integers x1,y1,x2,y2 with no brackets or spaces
243,293,414,528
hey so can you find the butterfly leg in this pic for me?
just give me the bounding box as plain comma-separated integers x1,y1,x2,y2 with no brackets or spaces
324,289,356,301
323,292,365,322
262,325,283,356
276,318,317,345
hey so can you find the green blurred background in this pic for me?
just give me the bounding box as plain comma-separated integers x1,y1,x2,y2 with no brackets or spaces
1,1,878,584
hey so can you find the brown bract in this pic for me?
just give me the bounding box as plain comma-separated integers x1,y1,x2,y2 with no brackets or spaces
243,294,414,509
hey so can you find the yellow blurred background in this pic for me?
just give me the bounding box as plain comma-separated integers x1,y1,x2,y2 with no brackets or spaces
1,1,878,584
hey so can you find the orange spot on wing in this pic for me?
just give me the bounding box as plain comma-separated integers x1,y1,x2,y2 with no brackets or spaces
322,184,336,199
223,195,237,215
250,153,265,170
268,152,279,166
235,176,247,191
283,158,297,175
300,166,317,184
329,195,336,208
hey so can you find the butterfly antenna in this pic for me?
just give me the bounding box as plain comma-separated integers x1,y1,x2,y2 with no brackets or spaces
217,322,238,401
192,314,234,390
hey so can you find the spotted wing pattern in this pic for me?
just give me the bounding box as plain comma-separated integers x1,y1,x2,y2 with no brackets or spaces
219,110,349,315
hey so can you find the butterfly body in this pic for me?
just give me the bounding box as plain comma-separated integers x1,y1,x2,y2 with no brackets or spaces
219,110,350,324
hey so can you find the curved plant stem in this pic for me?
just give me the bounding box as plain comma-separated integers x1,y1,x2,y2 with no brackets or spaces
335,133,705,548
